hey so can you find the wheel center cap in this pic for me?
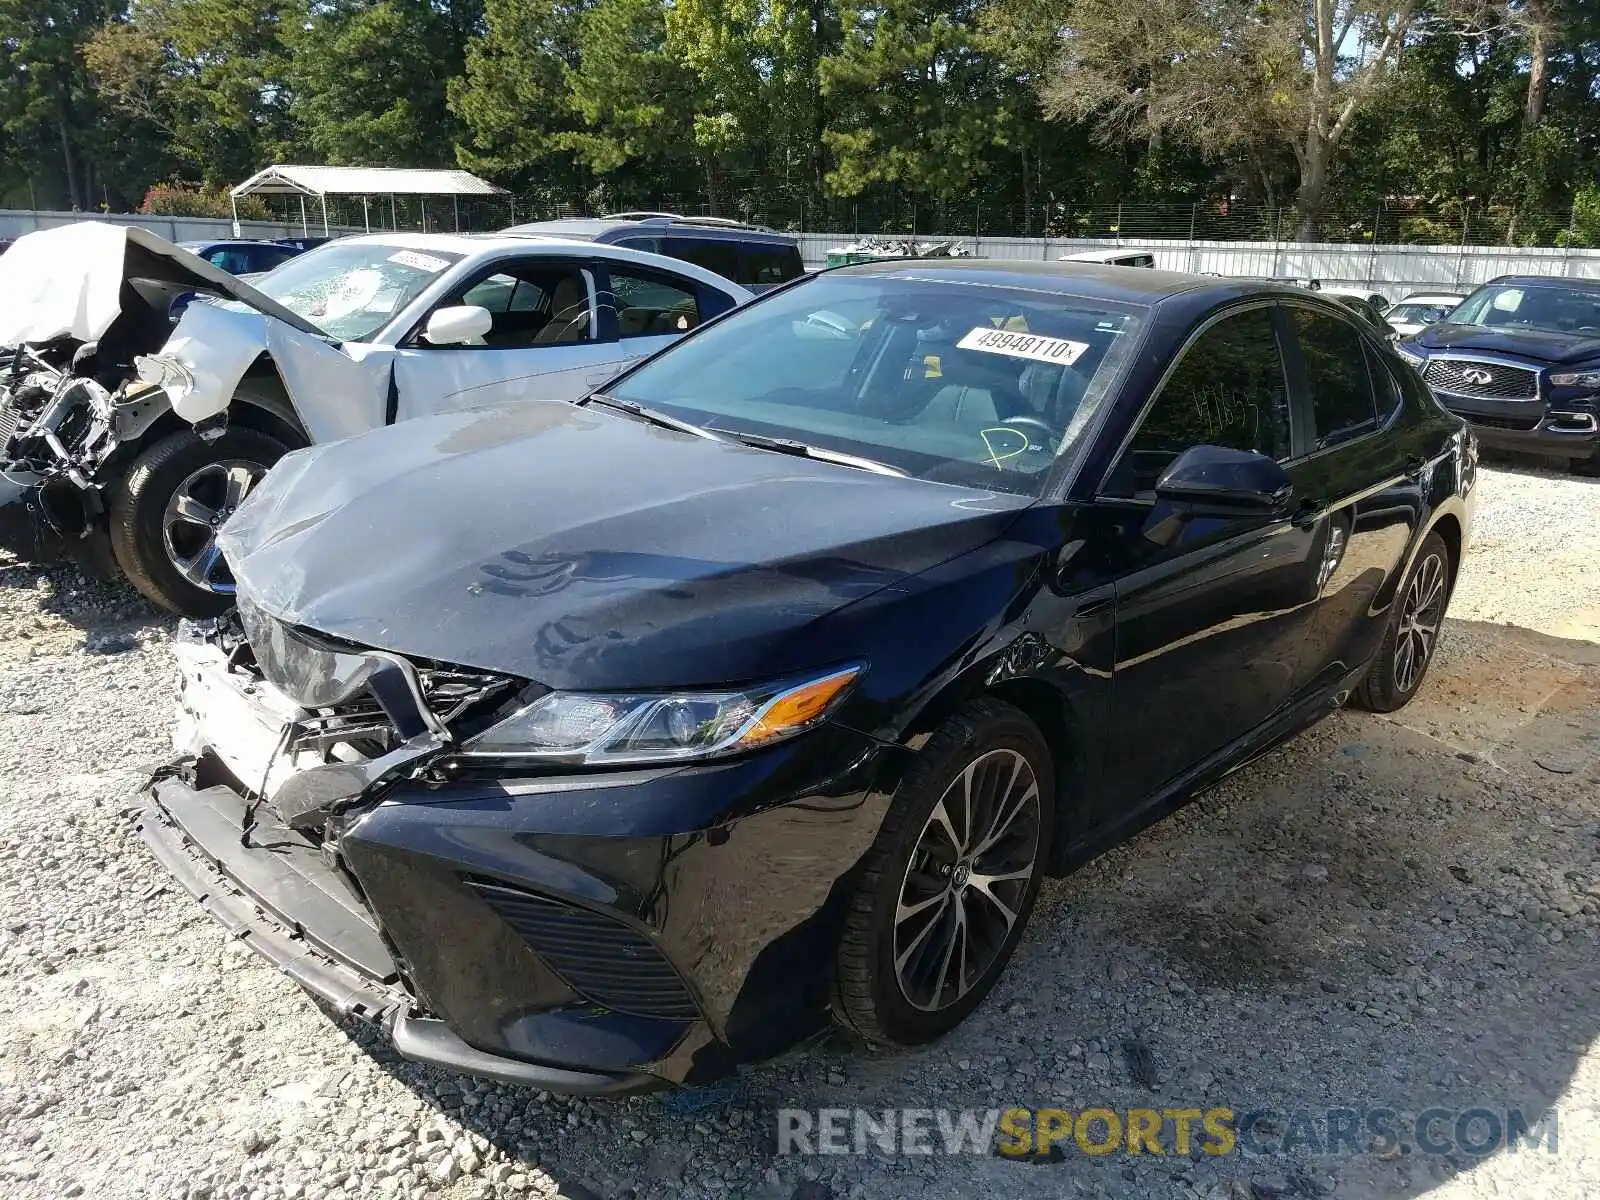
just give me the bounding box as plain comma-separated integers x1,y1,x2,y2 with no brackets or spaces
951,861,971,889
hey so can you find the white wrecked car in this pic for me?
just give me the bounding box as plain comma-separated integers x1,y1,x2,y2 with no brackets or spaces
0,222,751,615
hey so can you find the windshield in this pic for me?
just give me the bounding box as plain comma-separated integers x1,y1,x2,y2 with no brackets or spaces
1388,300,1457,326
1447,283,1600,336
607,274,1144,496
249,242,463,341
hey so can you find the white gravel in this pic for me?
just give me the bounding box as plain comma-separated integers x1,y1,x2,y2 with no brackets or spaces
1,457,1598,1200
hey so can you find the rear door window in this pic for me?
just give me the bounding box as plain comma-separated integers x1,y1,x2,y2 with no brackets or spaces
1365,344,1404,425
611,234,663,256
606,269,700,338
742,244,804,286
1288,307,1380,449
664,236,741,282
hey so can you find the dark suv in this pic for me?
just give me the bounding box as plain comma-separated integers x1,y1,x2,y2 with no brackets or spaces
506,212,805,293
1396,275,1600,472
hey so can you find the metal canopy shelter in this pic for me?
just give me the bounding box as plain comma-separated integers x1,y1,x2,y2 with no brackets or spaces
229,165,511,237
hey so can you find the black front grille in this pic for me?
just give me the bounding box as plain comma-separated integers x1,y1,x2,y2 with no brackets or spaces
1424,358,1539,400
465,879,699,1020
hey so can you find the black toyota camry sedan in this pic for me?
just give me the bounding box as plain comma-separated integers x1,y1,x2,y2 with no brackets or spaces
138,261,1476,1094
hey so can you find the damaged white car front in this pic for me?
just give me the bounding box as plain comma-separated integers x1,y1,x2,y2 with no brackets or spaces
0,223,333,609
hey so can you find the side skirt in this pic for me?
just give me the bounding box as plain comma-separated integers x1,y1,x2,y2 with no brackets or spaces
1055,663,1371,874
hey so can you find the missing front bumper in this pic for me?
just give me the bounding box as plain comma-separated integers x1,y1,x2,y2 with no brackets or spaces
135,769,661,1095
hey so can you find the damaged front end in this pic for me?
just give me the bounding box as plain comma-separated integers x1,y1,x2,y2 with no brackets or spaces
134,608,672,1091
0,223,330,570
0,342,176,567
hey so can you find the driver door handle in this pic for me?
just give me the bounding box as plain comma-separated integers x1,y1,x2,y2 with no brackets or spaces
1291,499,1322,530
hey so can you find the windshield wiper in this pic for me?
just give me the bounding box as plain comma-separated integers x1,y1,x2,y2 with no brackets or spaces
707,428,908,477
578,393,717,439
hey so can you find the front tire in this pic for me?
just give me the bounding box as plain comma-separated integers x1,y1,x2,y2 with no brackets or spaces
108,427,288,616
1352,531,1453,713
834,698,1055,1046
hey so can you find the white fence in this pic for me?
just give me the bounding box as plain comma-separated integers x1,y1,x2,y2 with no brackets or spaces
0,209,360,244
9,210,1600,301
796,233,1600,301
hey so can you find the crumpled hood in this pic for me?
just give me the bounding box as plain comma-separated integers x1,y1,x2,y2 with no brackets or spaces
0,222,323,349
220,402,1029,689
1416,322,1600,365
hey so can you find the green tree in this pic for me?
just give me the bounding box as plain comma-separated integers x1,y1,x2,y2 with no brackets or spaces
560,0,700,191
288,0,480,167
1033,0,1422,238
449,0,587,188
0,0,122,209
85,0,304,187
820,0,1009,229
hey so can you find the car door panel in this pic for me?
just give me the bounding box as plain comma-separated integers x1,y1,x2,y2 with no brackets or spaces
1279,307,1425,697
389,260,620,416
1086,303,1319,823
1094,500,1319,816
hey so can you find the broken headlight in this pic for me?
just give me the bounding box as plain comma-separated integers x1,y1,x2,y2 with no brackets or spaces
461,665,862,765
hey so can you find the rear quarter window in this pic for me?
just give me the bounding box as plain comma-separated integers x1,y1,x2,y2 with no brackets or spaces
742,244,804,286
664,236,742,283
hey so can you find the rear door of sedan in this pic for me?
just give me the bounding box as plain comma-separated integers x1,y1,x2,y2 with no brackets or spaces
1276,301,1426,698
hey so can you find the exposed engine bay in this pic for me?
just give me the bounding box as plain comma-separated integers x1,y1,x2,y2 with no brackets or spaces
173,604,518,834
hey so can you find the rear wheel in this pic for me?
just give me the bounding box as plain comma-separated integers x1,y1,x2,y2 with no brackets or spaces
834,699,1055,1046
1352,531,1453,713
108,427,288,616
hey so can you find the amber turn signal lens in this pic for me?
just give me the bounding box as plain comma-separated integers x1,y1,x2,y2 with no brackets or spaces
737,667,861,748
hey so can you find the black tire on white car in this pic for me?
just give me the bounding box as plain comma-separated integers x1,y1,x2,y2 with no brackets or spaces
108,427,288,617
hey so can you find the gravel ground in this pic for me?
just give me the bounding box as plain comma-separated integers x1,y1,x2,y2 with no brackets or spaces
1,457,1598,1200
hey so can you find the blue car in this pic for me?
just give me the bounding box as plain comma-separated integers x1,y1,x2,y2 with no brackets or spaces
1395,274,1600,473
178,239,306,277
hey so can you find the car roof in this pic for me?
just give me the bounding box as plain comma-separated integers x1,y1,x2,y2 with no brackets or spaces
505,217,797,245
1484,274,1600,291
830,258,1304,305
317,231,754,299
1394,292,1464,302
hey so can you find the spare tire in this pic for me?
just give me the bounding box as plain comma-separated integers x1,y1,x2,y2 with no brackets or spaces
107,426,289,616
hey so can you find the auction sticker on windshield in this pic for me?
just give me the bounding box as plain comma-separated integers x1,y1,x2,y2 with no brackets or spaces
387,250,452,273
958,327,1089,366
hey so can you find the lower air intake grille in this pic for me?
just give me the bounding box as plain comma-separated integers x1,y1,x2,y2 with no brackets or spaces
1467,413,1541,432
465,879,699,1020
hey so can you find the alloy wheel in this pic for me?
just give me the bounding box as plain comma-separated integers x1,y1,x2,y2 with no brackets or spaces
1394,550,1448,693
892,748,1042,1012
160,459,265,594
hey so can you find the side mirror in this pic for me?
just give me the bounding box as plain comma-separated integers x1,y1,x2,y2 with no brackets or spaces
1155,445,1294,515
424,305,493,346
